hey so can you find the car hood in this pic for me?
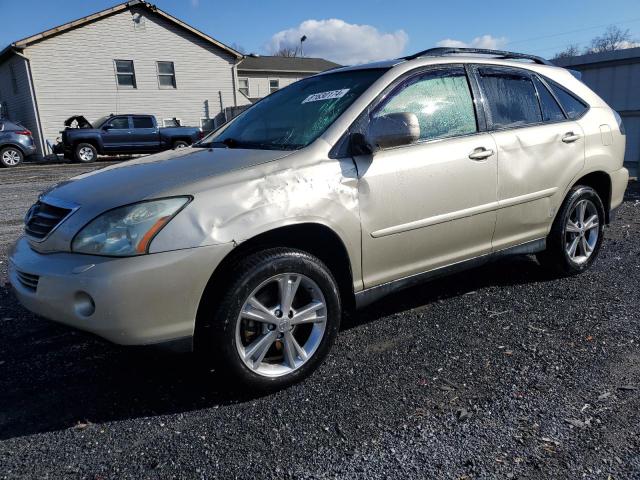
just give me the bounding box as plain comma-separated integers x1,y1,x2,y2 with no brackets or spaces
42,147,295,208
63,115,93,128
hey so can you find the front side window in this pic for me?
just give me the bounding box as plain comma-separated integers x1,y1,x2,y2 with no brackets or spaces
201,69,386,150
533,76,565,122
132,116,154,129
106,117,130,129
114,60,136,88
545,78,588,119
269,79,280,94
375,67,477,141
157,61,176,89
478,68,542,129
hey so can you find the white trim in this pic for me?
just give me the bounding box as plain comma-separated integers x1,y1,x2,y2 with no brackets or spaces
156,60,177,89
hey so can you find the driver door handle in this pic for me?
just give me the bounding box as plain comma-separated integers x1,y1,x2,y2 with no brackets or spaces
468,147,495,161
562,132,580,143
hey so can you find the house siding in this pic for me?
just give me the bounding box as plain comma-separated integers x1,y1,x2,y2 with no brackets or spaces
0,55,42,153
24,6,239,149
237,71,306,100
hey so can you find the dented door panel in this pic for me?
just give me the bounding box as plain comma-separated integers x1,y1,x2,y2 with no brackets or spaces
491,121,585,250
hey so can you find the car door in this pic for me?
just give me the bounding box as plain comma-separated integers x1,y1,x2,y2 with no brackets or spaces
101,116,132,151
472,66,586,251
130,116,160,152
353,66,498,288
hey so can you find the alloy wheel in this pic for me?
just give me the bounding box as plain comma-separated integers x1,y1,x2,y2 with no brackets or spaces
235,273,327,377
565,199,599,264
2,149,21,166
79,147,94,162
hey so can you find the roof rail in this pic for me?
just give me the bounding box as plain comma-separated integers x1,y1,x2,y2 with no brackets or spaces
403,47,553,66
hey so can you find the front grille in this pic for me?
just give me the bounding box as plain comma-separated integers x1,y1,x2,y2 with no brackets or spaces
24,201,72,240
16,270,39,291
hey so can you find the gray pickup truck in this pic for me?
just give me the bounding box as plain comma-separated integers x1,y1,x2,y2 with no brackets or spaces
57,114,203,162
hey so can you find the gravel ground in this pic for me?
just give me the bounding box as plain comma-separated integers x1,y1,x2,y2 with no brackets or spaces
0,163,638,479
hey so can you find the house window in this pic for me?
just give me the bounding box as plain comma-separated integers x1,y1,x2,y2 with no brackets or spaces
9,64,19,94
238,78,249,97
163,118,182,127
157,61,176,89
269,79,279,94
114,60,136,88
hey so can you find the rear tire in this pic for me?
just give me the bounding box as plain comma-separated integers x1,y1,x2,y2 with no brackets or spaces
74,143,97,163
0,146,23,167
172,140,189,149
537,185,605,275
199,248,342,391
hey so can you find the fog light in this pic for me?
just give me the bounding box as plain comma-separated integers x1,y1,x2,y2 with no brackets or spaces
74,291,95,317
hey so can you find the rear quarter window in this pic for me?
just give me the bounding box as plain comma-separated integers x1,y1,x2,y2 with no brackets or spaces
545,78,588,119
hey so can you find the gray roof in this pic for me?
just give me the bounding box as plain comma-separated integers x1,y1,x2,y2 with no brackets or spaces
238,56,340,73
553,47,640,68
0,0,242,63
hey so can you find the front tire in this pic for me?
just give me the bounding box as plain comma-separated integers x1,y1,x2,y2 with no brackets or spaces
200,248,341,391
0,146,23,167
74,143,97,163
537,185,605,275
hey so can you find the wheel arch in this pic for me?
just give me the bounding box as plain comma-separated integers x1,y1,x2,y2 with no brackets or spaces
567,170,612,223
195,222,356,346
0,143,26,155
73,137,102,154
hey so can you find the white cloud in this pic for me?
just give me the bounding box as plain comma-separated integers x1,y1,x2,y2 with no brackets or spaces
266,19,408,65
436,35,508,50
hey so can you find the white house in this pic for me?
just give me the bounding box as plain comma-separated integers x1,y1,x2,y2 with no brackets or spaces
237,55,340,103
0,0,247,157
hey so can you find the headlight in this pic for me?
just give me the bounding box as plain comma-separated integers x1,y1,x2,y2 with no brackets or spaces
72,197,190,256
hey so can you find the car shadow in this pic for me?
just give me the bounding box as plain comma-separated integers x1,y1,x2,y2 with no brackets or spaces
0,253,555,440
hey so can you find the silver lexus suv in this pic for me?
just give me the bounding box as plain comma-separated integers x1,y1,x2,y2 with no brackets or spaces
9,48,629,390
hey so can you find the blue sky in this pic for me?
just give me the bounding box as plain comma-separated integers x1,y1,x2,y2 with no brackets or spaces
1,0,639,63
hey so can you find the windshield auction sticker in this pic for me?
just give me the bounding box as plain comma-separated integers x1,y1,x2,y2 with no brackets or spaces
302,89,350,103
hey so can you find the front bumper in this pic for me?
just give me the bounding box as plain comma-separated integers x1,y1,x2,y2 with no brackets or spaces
8,237,234,346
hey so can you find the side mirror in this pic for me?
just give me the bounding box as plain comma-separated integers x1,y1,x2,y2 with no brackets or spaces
366,112,420,151
102,124,112,131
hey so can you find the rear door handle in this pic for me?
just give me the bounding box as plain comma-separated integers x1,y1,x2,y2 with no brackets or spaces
468,147,495,160
562,132,580,143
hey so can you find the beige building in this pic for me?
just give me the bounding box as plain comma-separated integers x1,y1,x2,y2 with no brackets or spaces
237,55,340,103
0,0,244,156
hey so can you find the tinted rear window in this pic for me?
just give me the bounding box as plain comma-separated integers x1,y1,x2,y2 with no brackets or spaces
546,79,588,119
478,68,542,129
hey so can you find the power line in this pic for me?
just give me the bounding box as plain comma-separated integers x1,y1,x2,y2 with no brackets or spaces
505,17,640,48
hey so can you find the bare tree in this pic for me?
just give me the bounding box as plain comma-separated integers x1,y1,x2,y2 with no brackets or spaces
553,43,583,59
589,25,633,53
274,47,299,57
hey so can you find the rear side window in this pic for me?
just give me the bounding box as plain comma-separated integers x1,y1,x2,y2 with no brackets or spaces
376,67,477,141
132,116,154,129
533,76,565,122
478,68,542,129
546,79,588,119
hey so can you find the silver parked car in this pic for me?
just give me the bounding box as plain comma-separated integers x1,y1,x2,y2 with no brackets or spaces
9,48,629,390
0,120,37,167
